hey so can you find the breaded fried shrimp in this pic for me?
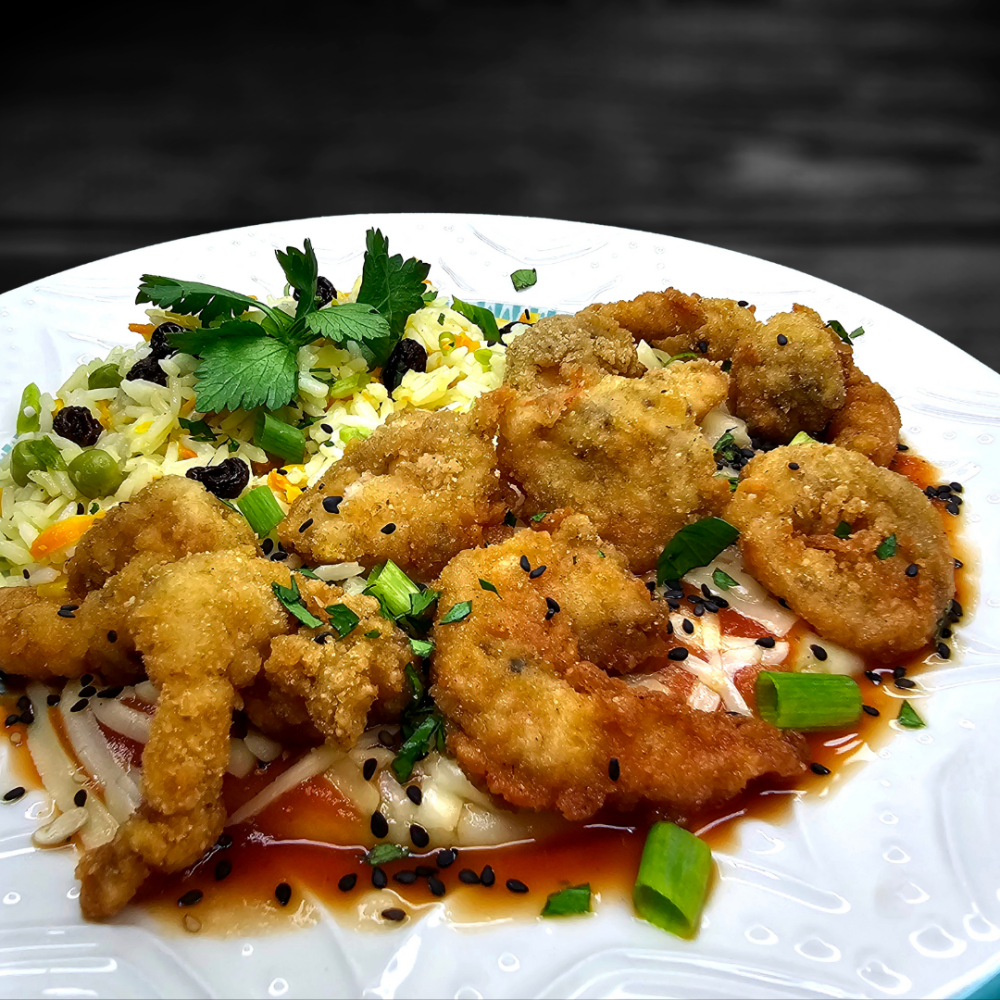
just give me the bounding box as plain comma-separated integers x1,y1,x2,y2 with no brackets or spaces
431,518,807,820
68,476,257,596
826,346,901,467
280,403,510,578
496,361,731,574
727,444,953,658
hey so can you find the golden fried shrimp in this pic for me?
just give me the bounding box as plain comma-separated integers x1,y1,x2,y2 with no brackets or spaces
496,360,731,574
431,517,807,820
825,347,901,467
68,475,257,597
280,403,511,579
263,590,411,748
503,312,644,390
728,305,847,441
727,444,953,659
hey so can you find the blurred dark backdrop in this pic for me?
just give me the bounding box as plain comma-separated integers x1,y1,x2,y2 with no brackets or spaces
2,0,997,366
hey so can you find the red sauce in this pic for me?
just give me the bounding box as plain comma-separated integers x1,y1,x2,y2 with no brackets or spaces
0,451,975,932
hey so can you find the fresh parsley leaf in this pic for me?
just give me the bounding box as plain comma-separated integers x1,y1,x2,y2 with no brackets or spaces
137,275,279,327
392,713,442,782
712,568,739,590
178,417,217,443
405,663,425,705
193,335,299,413
297,566,320,580
827,319,865,344
356,228,430,338
834,520,852,539
364,629,381,639
272,577,323,628
421,289,438,303
167,319,266,356
897,701,925,729
478,579,501,598
530,512,549,522
656,518,740,585
304,303,395,365
275,239,318,320
451,296,501,343
409,637,435,658
713,430,740,466
366,844,410,866
876,534,897,560
440,601,472,624
227,438,240,453
510,268,537,292
541,883,591,917
408,588,440,621
326,603,361,639
727,477,739,492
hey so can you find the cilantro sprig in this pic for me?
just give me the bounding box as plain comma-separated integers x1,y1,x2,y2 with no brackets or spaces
138,231,430,416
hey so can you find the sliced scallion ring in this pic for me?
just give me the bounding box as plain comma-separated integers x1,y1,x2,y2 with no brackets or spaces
755,671,862,730
633,822,712,938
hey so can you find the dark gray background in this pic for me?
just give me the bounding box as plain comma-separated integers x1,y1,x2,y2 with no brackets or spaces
2,0,997,367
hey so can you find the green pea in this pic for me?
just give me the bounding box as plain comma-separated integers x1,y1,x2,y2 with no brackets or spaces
9,438,64,487
88,364,123,391
68,449,124,499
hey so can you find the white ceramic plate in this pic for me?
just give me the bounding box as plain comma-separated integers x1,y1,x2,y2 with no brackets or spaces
1,214,999,1000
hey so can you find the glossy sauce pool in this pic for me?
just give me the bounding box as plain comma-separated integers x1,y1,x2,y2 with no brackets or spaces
0,452,973,934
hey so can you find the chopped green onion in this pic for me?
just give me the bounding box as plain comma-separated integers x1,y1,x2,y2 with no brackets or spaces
87,364,123,391
237,486,285,538
834,520,852,539
876,534,897,560
530,512,548,522
297,566,320,580
827,319,865,344
254,411,305,463
364,560,421,619
665,351,699,364
510,268,538,292
16,383,41,434
712,568,738,591
755,671,862,730
789,431,821,446
542,883,591,917
409,637,435,658
440,601,472,624
271,578,323,628
897,701,925,728
408,588,440,620
404,663,425,704
392,714,442,782
366,844,410,866
326,603,360,639
633,822,712,938
327,372,371,399
478,579,501,598
438,332,456,352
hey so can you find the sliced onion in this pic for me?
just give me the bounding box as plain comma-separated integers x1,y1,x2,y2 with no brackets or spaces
677,654,751,715
25,683,118,849
90,697,152,743
244,728,282,763
227,738,256,779
792,632,864,676
59,681,141,823
133,680,159,704
313,562,365,582
227,744,343,826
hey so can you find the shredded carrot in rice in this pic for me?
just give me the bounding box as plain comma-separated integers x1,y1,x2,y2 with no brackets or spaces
30,513,105,560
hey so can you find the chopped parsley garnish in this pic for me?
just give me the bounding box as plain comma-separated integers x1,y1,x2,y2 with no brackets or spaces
272,576,323,628
530,512,549,522
510,268,537,292
656,518,740,586
876,534,898,560
326,603,361,639
392,663,446,782
897,701,925,729
712,568,738,591
178,417,217,442
409,637,435,658
727,477,739,492
440,601,472,624
297,566,320,580
226,438,240,453
721,359,732,373
451,296,501,343
827,319,865,345
834,520,852,539
712,430,740,466
364,629,382,639
478,579,501,598
503,510,518,528
356,228,430,339
366,844,410,866
541,883,591,917
408,588,441,622
89,502,99,514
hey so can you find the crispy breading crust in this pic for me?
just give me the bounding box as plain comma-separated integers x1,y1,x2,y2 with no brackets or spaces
727,444,953,658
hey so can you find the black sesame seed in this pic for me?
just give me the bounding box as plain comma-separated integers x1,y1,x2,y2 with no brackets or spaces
57,605,79,619
810,644,828,662
519,555,531,572
394,870,418,885
378,729,397,749
261,538,274,555
382,907,407,922
940,627,953,639
703,601,719,613
274,882,292,906
177,889,203,907
3,786,26,802
897,443,909,451
950,482,963,493
788,462,800,471
428,875,446,896
864,670,882,685
951,599,964,618
410,824,429,848
936,642,951,660
905,563,919,577
4,714,19,728
406,785,422,805
372,867,388,889
322,495,343,514
506,879,529,894
79,685,96,699
216,833,233,850
313,633,333,645
107,630,118,643
22,569,28,579
298,518,314,533
70,699,88,713
778,597,790,609
810,763,831,776
954,558,964,569
528,564,547,579
16,696,30,711
946,502,960,515
215,859,233,881
608,758,620,782
696,339,709,353
924,486,937,499
776,334,788,346
74,789,87,807
668,647,689,661
893,666,907,678
693,604,705,617
270,551,288,561
79,674,93,687
363,758,378,781
381,523,396,535
862,705,880,717
77,502,85,515
459,869,481,884
338,873,357,892
320,424,333,434
18,708,33,725
755,636,776,648
480,865,496,887
895,677,916,689
667,599,681,610
544,596,560,620
682,618,694,634
370,811,389,838
666,620,674,634
46,694,61,706
414,865,437,878
437,849,456,868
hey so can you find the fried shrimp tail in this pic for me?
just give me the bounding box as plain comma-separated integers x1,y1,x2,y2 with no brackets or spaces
431,517,806,820
727,444,953,658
